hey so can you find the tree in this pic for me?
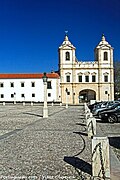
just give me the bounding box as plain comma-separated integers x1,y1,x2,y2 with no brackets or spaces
114,60,120,99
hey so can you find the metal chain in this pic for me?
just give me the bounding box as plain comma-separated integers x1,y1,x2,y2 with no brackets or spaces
98,143,106,180
92,142,107,180
88,120,94,136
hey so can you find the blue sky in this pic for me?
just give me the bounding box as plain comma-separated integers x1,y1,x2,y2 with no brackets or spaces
0,0,120,73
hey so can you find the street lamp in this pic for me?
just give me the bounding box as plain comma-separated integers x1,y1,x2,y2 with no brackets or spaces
65,88,68,108
42,72,48,118
14,92,16,104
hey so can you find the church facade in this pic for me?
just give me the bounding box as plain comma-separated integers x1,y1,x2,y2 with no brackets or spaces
59,34,114,104
0,34,114,104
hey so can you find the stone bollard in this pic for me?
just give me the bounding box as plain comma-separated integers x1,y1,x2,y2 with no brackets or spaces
52,102,54,106
31,102,33,106
23,102,25,106
60,103,62,106
92,136,110,179
14,101,16,104
85,112,89,120
87,116,96,137
3,102,5,106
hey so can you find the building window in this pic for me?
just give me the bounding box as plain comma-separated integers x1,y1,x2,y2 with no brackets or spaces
66,75,70,82
48,93,51,97
104,75,108,82
21,82,25,87
31,82,35,87
10,82,14,87
78,75,82,82
104,52,108,60
47,81,52,89
0,83,4,87
0,94,4,98
32,93,35,97
21,94,25,98
66,52,70,60
11,94,14,98
92,75,96,82
85,75,89,82
105,91,108,94
67,92,70,95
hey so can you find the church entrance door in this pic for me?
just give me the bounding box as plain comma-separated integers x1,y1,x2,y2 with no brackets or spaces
79,89,96,102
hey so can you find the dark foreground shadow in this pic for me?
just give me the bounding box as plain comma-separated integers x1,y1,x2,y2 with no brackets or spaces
96,119,107,123
64,156,92,175
76,123,86,127
23,112,43,117
109,137,120,149
73,131,88,137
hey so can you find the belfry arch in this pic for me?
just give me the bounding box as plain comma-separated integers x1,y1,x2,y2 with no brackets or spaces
79,89,96,102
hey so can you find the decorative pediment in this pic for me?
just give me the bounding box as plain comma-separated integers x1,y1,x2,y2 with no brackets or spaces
103,72,109,75
91,72,97,75
84,71,90,75
65,72,71,75
77,72,83,75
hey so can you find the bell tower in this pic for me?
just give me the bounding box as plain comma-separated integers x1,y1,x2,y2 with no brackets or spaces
58,33,76,104
58,33,76,74
94,34,114,101
95,34,113,65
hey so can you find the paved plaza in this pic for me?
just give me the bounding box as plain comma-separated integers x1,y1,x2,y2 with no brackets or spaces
0,104,120,179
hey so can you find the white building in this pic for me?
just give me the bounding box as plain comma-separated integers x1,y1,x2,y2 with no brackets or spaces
0,73,60,103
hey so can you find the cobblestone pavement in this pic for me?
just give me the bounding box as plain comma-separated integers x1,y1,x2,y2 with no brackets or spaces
0,105,92,180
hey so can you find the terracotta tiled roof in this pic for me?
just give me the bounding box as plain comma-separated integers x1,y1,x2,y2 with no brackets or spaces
0,73,60,79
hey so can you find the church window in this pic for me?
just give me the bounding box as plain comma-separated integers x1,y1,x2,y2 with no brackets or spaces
67,92,70,95
66,75,70,82
105,91,108,94
92,75,96,82
85,75,89,82
66,52,70,60
104,52,108,60
78,75,82,82
48,93,51,97
104,75,108,82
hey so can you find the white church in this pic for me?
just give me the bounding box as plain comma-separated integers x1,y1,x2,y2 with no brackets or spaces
0,34,114,104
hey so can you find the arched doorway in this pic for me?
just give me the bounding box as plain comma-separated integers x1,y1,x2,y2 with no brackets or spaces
79,89,96,102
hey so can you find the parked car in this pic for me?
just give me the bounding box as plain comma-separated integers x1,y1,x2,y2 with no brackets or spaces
88,101,104,112
99,104,120,123
97,102,120,117
92,101,115,116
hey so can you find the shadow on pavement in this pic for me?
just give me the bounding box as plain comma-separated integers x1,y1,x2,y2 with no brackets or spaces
64,156,92,175
76,123,86,126
109,137,120,149
96,119,107,123
73,131,88,136
23,112,43,117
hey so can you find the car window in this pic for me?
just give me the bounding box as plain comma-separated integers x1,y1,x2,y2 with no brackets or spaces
115,105,120,110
